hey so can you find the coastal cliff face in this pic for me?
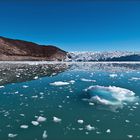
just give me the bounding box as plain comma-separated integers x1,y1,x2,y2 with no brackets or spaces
0,36,67,61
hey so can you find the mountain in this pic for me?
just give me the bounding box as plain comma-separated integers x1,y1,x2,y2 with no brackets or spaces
0,36,67,61
67,51,140,61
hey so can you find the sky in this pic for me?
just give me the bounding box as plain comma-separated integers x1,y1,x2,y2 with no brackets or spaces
0,0,140,52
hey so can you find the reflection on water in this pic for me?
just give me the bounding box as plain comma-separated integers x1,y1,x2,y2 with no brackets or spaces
1,62,140,86
0,62,140,140
0,63,69,85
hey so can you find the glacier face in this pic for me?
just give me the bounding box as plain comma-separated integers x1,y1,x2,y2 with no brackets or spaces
66,51,140,61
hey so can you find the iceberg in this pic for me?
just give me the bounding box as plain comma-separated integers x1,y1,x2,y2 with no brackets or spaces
85,85,139,111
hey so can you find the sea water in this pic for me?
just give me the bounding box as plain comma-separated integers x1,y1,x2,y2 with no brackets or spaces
0,62,140,140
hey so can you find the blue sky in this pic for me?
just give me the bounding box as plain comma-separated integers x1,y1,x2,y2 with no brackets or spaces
0,0,140,51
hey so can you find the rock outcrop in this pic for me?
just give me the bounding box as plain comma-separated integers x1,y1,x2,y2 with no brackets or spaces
0,36,67,61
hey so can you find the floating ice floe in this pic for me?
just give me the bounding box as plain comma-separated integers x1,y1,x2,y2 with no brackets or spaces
34,76,39,80
53,116,62,123
69,80,75,84
20,125,29,129
8,133,18,138
125,120,130,123
22,85,29,88
129,77,140,81
77,120,84,124
85,125,95,131
31,121,39,126
0,86,4,88
80,78,96,82
50,81,70,86
85,85,139,111
42,130,48,139
106,129,111,133
37,116,47,122
109,74,118,78
127,135,133,138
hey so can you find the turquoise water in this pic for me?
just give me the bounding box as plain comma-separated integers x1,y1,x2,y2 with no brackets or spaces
0,62,140,140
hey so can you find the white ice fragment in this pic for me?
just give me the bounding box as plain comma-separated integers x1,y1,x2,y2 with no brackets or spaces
58,105,62,108
129,77,140,81
85,125,95,131
42,130,48,139
69,80,75,84
125,120,130,123
109,74,118,78
89,102,95,106
31,121,39,126
79,128,84,130
31,95,38,99
0,86,4,88
80,78,96,82
127,135,133,138
22,85,29,88
8,133,18,138
20,125,28,129
50,81,70,86
20,114,25,117
106,129,111,133
37,116,47,122
34,76,39,79
53,116,62,123
135,102,139,106
77,120,84,124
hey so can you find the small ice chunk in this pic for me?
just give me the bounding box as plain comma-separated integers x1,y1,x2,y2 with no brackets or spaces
86,125,95,131
69,80,75,84
89,102,95,106
125,120,130,123
80,78,96,82
8,133,18,138
31,121,39,126
53,116,62,123
127,135,133,138
31,95,38,99
77,120,84,124
20,125,28,129
42,130,48,139
34,76,39,79
0,86,4,88
58,105,62,108
109,74,118,78
130,77,140,81
50,81,70,86
79,128,84,131
106,129,111,133
22,85,28,88
20,114,25,117
135,102,139,106
37,116,47,122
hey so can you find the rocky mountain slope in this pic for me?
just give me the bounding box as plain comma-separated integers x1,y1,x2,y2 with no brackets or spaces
0,36,67,61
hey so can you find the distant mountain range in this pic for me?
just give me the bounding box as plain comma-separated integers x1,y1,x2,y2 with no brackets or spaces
0,36,66,61
67,52,140,61
0,36,140,61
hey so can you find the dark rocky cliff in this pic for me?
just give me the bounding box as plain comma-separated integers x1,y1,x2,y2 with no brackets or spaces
0,36,67,61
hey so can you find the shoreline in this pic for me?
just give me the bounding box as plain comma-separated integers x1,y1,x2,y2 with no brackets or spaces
0,61,140,65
